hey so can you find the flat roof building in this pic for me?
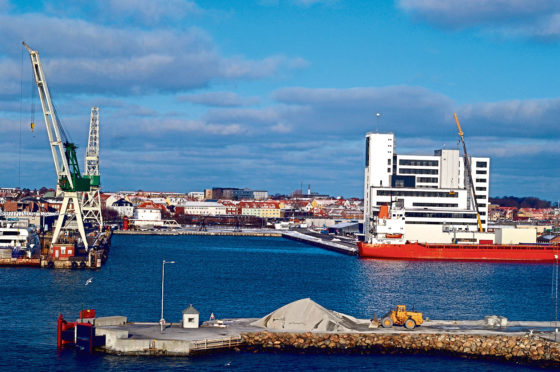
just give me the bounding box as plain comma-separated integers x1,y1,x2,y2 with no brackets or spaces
364,132,490,241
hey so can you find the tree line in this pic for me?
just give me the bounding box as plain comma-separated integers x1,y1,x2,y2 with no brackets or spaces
489,196,553,209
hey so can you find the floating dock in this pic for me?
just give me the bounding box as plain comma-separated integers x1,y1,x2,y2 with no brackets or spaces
0,231,112,269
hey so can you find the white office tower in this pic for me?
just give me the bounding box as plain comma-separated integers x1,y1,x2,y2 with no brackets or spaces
363,132,490,242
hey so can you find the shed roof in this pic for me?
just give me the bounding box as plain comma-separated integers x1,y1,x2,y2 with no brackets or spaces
182,304,199,314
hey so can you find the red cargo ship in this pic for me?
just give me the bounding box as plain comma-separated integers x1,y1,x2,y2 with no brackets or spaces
359,205,560,262
358,241,560,262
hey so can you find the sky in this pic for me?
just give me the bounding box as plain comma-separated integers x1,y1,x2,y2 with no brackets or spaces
0,0,559,200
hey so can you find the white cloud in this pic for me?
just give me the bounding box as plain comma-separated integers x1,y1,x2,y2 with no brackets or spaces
106,0,201,26
0,13,308,96
398,0,560,40
178,91,260,107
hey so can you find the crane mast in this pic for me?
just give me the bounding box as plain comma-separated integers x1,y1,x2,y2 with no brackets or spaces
81,107,103,229
453,113,483,232
23,41,90,250
85,107,100,177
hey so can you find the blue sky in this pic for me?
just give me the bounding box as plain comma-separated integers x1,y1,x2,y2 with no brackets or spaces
1,0,559,199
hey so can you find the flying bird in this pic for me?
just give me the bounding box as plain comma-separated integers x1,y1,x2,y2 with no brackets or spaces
85,277,93,286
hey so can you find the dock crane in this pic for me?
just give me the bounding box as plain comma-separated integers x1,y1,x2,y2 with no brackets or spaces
81,107,103,230
23,41,91,250
453,113,483,232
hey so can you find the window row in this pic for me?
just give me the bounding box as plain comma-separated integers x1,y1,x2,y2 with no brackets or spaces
399,168,438,175
377,190,459,198
417,177,438,183
405,212,478,219
399,159,439,167
412,202,459,208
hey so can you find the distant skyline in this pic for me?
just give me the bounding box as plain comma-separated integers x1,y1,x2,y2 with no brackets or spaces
0,0,559,199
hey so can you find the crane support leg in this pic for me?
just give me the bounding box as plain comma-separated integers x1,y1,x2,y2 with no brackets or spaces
52,192,89,251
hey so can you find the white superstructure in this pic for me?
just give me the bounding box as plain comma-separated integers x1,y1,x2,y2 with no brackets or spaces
0,219,40,258
364,132,490,242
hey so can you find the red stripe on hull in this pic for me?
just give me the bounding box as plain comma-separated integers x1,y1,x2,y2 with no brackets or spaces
358,242,560,262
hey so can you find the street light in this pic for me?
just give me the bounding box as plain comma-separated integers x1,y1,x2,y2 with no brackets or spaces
160,259,175,333
555,254,558,342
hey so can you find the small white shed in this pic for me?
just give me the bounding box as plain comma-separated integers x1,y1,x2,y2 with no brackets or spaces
182,304,199,329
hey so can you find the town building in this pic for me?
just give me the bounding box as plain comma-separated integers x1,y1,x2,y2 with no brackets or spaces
363,132,490,241
239,201,284,218
176,201,227,216
110,198,134,217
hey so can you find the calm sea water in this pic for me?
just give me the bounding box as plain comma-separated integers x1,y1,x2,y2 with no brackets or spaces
0,234,556,371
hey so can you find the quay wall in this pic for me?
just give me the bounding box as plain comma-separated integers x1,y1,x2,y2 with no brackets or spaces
242,331,560,366
281,231,357,256
114,230,282,237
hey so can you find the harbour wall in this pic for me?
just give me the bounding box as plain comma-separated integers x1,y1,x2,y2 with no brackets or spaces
281,231,357,255
242,331,560,367
114,230,282,237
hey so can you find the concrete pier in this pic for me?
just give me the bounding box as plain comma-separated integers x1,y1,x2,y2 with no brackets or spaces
281,231,358,256
94,318,257,356
91,316,560,366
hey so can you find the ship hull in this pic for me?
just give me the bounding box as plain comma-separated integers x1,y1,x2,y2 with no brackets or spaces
358,242,560,262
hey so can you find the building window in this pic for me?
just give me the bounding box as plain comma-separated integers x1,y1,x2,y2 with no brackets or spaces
387,159,391,165
399,159,439,167
399,168,438,175
476,187,487,191
476,161,487,168
476,170,487,175
365,137,370,167
412,202,459,208
417,177,438,183
405,211,477,219
476,178,486,183
377,190,458,198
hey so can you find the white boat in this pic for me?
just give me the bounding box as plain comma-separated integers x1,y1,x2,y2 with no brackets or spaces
0,218,40,258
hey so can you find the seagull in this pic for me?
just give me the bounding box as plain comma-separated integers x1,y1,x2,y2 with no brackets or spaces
85,277,93,286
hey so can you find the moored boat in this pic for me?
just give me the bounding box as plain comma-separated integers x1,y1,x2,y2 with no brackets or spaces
358,241,560,262
358,205,560,262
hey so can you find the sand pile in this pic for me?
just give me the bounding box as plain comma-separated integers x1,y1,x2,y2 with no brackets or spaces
251,298,369,332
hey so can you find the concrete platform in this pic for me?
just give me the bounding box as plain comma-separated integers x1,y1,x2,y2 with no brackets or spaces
94,315,560,357
282,230,358,255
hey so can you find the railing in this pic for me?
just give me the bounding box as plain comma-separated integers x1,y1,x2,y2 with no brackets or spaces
190,336,243,351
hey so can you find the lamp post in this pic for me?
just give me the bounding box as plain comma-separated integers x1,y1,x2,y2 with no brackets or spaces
555,254,558,341
160,259,175,333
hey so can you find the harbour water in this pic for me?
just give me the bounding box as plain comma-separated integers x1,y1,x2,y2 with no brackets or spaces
0,235,556,371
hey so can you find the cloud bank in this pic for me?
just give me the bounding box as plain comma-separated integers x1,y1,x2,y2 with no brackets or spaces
398,0,560,40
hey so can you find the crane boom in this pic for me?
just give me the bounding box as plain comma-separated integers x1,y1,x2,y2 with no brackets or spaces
453,113,483,232
23,41,90,250
22,41,73,190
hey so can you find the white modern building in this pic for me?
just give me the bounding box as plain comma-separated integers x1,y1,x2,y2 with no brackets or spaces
364,132,490,241
178,202,227,216
187,191,205,201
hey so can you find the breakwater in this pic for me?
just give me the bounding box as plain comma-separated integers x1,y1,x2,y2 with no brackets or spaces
242,331,560,367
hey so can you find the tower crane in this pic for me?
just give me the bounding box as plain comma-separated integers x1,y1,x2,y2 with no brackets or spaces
23,41,91,250
81,107,103,229
453,113,483,232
